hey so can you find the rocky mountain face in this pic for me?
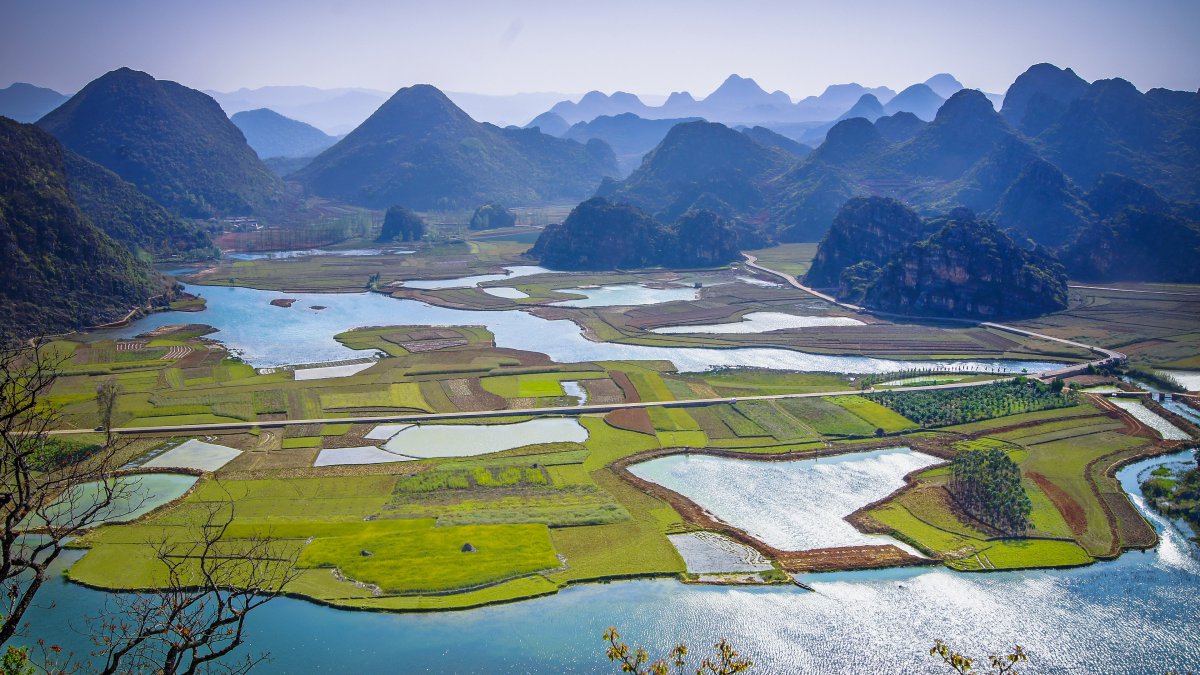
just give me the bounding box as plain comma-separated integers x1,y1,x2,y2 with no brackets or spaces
999,63,1089,136
0,118,169,337
804,197,930,288
530,198,739,270
38,68,284,218
862,210,1069,319
295,84,617,209
0,83,69,123
231,108,337,159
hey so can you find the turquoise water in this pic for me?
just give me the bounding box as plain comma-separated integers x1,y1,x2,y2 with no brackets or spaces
14,451,1200,672
26,473,196,529
98,284,1062,375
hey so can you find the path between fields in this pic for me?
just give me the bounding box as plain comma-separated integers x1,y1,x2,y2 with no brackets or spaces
48,257,1127,437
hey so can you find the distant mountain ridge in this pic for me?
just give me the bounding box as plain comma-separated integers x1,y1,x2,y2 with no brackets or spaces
532,72,980,129
231,108,338,159
294,84,617,209
562,113,704,176
39,68,284,218
0,83,70,123
596,63,1200,266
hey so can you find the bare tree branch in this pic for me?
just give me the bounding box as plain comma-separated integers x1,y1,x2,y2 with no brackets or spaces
91,498,299,675
0,341,137,645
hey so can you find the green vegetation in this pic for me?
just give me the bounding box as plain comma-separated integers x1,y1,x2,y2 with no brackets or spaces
950,448,1032,535
828,395,917,432
38,67,282,218
469,202,516,230
862,404,1156,570
1141,454,1199,535
0,116,163,338
378,205,426,242
868,378,1076,427
294,84,614,209
531,198,740,270
298,520,558,593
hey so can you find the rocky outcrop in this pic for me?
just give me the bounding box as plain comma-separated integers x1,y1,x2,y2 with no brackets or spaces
863,210,1068,319
530,198,739,270
804,197,928,288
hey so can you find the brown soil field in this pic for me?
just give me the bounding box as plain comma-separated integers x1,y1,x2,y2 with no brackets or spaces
1030,471,1088,536
605,408,656,436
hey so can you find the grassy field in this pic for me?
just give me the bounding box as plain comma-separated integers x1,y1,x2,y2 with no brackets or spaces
860,402,1158,569
48,248,1195,611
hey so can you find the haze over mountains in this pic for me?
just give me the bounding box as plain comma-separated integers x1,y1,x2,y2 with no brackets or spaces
293,84,617,209
540,73,999,128
230,108,338,159
2,59,1197,332
0,82,70,123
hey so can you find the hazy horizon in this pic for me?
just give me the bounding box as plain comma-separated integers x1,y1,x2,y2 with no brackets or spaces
3,0,1198,100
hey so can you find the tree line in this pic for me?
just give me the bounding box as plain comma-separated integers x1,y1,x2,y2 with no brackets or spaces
868,377,1076,427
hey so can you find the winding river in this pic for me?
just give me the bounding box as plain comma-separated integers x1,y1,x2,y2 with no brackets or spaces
20,452,1200,672
42,263,1195,670
99,283,1060,375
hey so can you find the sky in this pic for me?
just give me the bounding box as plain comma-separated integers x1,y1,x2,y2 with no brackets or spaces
3,0,1198,99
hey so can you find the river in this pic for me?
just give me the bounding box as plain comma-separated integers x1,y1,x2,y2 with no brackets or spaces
98,283,1060,375
18,451,1199,672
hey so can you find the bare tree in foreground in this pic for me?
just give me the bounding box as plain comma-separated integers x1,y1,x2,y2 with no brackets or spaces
0,342,135,646
90,502,300,675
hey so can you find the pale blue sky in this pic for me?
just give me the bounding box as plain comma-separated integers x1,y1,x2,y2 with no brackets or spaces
3,0,1197,97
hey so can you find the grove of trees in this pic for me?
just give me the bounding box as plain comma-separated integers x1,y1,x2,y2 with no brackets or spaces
868,378,1076,427
949,447,1032,535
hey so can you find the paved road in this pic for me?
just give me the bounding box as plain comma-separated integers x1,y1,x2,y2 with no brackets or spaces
1068,284,1200,297
52,378,1013,436
49,257,1126,437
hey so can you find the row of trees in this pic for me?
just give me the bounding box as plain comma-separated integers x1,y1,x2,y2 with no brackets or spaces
949,447,1032,535
868,378,1076,427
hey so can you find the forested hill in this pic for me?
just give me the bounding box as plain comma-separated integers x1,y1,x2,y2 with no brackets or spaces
805,197,1068,319
0,117,170,338
530,198,740,270
294,84,617,209
38,67,284,218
